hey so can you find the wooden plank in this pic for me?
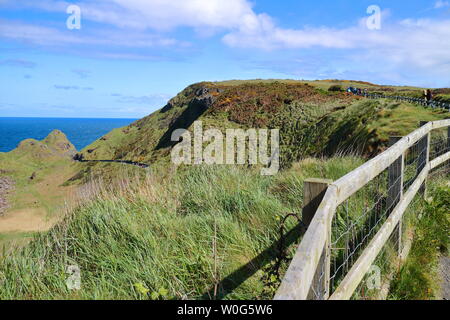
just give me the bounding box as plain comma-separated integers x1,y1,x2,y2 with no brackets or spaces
387,136,404,256
274,119,450,301
329,167,429,300
333,119,450,205
332,123,429,205
448,126,450,151
302,179,332,300
431,119,450,129
418,122,430,196
274,186,338,300
430,151,450,169
302,179,332,227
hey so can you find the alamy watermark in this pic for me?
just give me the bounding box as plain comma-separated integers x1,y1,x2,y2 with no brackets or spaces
366,5,382,30
170,121,280,176
66,264,81,290
66,4,81,30
365,265,381,290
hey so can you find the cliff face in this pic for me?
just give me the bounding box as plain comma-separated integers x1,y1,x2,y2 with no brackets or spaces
76,81,362,167
72,79,449,182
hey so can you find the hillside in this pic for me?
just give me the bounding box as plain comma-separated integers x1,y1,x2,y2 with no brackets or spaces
1,155,448,300
0,130,79,245
0,156,365,299
72,80,448,182
0,79,448,300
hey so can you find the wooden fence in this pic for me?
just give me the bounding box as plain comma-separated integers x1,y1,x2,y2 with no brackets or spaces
274,119,450,300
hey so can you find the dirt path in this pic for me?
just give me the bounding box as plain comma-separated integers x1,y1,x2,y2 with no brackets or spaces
0,164,77,234
76,159,149,168
0,208,55,233
439,256,450,300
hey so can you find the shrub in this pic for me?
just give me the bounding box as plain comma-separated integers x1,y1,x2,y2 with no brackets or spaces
328,85,343,92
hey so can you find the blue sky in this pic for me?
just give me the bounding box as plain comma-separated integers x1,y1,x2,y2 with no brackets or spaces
1,0,450,118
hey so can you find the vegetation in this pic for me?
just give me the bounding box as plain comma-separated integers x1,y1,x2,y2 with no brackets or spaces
328,85,343,92
73,80,448,181
0,157,364,300
389,182,450,300
0,130,78,245
0,79,448,300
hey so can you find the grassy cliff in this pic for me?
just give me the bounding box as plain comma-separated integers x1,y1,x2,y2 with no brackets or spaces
0,79,448,300
72,80,448,182
0,130,79,246
0,157,364,299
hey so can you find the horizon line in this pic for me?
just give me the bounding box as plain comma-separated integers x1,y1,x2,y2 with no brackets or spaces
0,116,140,120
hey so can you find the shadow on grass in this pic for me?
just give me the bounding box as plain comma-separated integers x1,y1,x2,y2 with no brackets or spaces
200,223,305,300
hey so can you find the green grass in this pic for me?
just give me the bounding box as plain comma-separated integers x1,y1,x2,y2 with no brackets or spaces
435,94,450,104
1,80,448,300
74,80,448,184
367,102,449,143
0,232,38,252
0,130,78,250
388,181,450,300
0,157,363,300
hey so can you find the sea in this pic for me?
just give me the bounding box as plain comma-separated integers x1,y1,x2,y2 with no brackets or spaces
0,117,138,153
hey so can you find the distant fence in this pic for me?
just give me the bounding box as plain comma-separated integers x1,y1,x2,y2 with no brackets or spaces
275,119,450,300
361,92,450,112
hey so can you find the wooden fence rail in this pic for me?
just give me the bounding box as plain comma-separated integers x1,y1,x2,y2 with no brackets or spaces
275,119,450,300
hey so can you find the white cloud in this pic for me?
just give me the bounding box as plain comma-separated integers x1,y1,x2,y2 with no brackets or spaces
434,1,450,9
0,59,36,68
223,14,450,77
1,0,450,83
72,69,91,79
0,19,182,48
110,0,254,31
54,85,93,90
115,93,172,104
1,0,255,31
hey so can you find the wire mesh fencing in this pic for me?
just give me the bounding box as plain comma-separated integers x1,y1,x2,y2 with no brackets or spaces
429,127,450,177
275,120,450,301
307,246,327,300
329,165,396,295
327,125,446,298
350,188,425,299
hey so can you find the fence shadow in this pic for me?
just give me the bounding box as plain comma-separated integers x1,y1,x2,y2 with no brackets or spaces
200,222,305,300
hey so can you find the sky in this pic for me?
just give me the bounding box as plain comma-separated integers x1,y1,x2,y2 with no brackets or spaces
1,0,450,118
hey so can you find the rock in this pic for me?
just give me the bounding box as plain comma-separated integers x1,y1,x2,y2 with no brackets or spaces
13,130,77,159
73,153,84,161
43,130,77,156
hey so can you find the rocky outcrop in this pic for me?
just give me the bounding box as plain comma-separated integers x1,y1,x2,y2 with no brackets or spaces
160,84,223,114
13,130,77,159
43,129,77,157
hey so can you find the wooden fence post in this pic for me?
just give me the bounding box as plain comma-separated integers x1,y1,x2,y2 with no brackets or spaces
448,125,450,153
303,178,332,300
418,121,430,197
387,137,404,255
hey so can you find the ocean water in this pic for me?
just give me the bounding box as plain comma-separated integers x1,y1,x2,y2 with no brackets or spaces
0,117,137,153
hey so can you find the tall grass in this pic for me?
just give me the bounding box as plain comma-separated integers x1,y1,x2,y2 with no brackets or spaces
388,182,450,300
0,158,363,300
